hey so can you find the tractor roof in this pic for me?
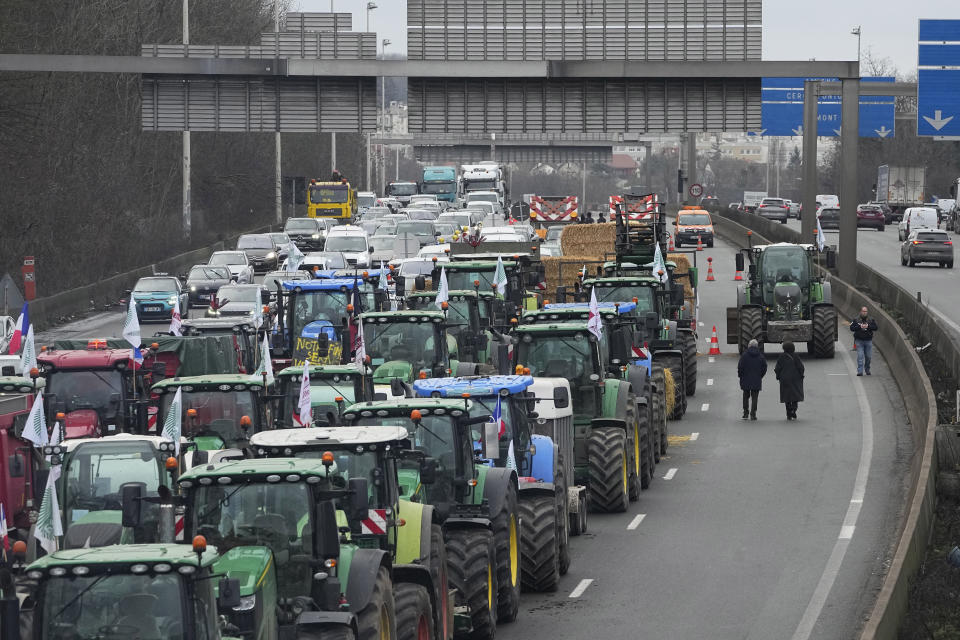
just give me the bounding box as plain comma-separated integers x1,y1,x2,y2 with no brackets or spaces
181,318,257,333
408,290,481,301
344,398,472,416
754,242,815,251
512,321,591,334
250,426,410,451
56,433,175,454
179,457,334,482
361,310,444,322
152,373,265,392
28,543,220,572
543,301,637,314
276,364,361,379
39,348,133,370
314,268,385,281
281,279,364,292
414,375,533,398
583,277,659,286
444,260,518,270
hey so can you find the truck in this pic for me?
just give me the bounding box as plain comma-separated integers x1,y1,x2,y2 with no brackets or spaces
875,165,926,221
742,191,768,213
307,179,357,222
459,163,506,208
386,180,420,205
528,195,578,226
422,166,458,204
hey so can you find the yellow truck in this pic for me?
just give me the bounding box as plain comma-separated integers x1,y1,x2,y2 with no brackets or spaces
307,179,356,221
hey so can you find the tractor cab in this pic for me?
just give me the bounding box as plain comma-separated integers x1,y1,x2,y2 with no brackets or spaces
362,310,452,387
0,377,45,545
407,290,506,369
439,258,545,316
274,364,374,428
743,243,816,313
179,318,261,374
523,302,644,371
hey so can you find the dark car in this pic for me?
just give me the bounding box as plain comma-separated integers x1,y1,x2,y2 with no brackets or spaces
818,207,840,229
856,205,885,231
237,234,279,272
757,198,789,224
867,201,896,224
902,229,954,267
283,218,325,251
185,265,232,307
699,197,720,213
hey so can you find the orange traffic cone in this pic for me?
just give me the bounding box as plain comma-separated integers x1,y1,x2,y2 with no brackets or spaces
734,268,744,281
709,326,721,355
706,257,716,281
668,235,675,252
696,236,704,251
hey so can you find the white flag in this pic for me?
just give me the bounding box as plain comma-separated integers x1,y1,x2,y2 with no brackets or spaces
251,333,274,386
22,392,48,448
354,321,367,374
494,256,508,295
252,299,264,330
122,298,141,349
36,464,63,554
434,268,449,310
646,242,668,284
19,324,37,375
297,361,312,427
506,439,518,471
161,387,183,456
169,298,182,336
587,287,603,340
816,216,826,252
379,261,389,291
287,241,305,272
46,420,63,463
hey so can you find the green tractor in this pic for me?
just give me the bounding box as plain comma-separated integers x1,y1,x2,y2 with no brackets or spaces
726,242,837,357
511,321,646,513
10,541,300,640
361,310,455,389
433,258,545,318
273,364,375,428
177,457,398,639
341,397,523,638
249,426,453,640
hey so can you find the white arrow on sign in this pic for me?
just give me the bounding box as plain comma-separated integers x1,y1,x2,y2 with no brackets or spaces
875,126,892,138
923,110,955,131
833,128,842,136
749,129,767,137
792,125,803,136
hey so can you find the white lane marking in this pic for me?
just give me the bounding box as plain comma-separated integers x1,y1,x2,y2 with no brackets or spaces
698,321,705,327
627,514,646,530
791,344,874,640
690,432,700,441
708,357,716,363
707,378,714,386
827,373,846,376
568,578,594,598
663,468,678,480
701,403,710,412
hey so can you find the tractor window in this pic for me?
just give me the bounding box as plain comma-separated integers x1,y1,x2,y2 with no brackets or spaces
40,574,185,640
63,442,162,524
515,334,600,415
473,397,531,471
279,375,360,428
590,285,656,312
292,291,351,338
760,247,809,286
45,369,125,426
365,321,442,369
158,389,256,448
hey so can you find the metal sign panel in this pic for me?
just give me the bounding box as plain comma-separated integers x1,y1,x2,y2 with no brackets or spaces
918,19,960,138
413,145,612,165
759,77,895,137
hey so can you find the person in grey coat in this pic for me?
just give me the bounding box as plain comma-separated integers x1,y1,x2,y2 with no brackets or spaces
737,338,767,420
774,341,805,420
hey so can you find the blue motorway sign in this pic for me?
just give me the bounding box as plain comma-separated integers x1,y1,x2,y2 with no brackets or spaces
758,77,895,138
918,19,960,138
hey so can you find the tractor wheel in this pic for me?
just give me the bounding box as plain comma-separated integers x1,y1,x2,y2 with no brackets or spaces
429,525,450,640
626,400,641,502
811,306,837,359
638,403,654,490
650,363,667,457
298,625,355,640
587,427,629,513
518,493,560,592
555,467,571,576
356,566,397,640
662,356,686,420
396,583,435,640
569,490,587,537
445,528,498,640
738,307,764,354
680,331,698,396
491,483,521,623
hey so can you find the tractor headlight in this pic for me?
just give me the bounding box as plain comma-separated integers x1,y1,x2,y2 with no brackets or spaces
233,595,256,611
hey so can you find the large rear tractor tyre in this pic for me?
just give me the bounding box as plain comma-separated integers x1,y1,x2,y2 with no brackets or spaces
650,363,667,457
587,427,629,513
445,528,498,640
811,306,837,359
429,525,451,640
738,307,764,355
662,357,686,420
491,484,521,623
638,406,654,490
396,584,435,640
298,625,356,640
357,566,397,640
556,468,571,576
626,401,641,502
679,331,698,396
518,494,560,592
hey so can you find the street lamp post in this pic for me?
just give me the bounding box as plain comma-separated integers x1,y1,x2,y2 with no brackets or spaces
851,26,861,63
380,38,391,195
364,2,377,192
366,2,377,32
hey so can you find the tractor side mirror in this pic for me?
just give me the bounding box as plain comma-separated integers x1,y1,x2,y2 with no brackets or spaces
671,286,684,307
414,276,426,291
735,253,745,273
555,286,567,303
348,477,369,523
12,413,28,441
748,264,757,279
7,454,24,478
261,289,271,304
826,249,837,269
217,578,242,610
645,312,659,331
121,483,145,528
420,457,438,484
368,246,375,254
316,500,340,559
316,333,330,358
483,421,500,460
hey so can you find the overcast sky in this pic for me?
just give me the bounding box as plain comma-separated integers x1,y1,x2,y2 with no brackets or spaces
299,0,960,75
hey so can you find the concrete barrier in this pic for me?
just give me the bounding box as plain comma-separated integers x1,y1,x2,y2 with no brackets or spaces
714,212,938,640
28,225,272,331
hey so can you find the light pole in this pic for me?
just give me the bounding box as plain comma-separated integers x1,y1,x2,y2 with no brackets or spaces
380,38,391,194
851,26,861,63
182,0,191,238
364,2,377,192
366,2,377,32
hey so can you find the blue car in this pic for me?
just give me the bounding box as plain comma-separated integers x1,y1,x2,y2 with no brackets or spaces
131,276,190,321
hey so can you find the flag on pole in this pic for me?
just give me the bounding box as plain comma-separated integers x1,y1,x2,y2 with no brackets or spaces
287,241,305,272
19,325,37,375
506,439,518,471
251,333,274,386
0,503,10,558
816,217,826,252
22,392,48,448
161,387,183,456
122,298,143,363
434,268,449,310
587,287,603,340
580,264,587,279
169,298,183,336
492,395,506,437
494,256,508,295
35,465,63,554
379,261,389,291
646,242,668,284
252,299,264,330
296,360,312,427
354,320,367,373
7,302,28,354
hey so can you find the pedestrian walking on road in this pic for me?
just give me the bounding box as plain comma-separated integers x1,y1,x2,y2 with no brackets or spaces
850,306,878,376
738,338,767,420
775,341,805,420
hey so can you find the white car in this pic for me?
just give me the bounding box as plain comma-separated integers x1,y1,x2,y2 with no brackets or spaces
898,206,940,241
479,229,526,243
417,244,451,259
323,226,371,268
208,251,254,284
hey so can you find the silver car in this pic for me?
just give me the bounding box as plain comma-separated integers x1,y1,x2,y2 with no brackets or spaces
901,229,954,268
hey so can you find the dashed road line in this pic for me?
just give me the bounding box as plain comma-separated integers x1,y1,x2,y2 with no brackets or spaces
700,403,709,412
707,378,714,386
838,526,855,540
663,468,678,480
708,357,716,363
568,579,594,598
690,432,699,441
627,514,646,530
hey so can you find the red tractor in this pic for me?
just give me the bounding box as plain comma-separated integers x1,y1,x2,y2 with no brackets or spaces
0,376,44,543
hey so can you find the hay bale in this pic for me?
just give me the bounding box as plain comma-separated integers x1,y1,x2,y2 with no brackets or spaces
541,256,606,294
560,223,616,258
667,253,695,299
663,367,676,418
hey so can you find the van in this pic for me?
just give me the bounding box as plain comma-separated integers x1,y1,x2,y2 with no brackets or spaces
674,209,715,248
816,194,840,209
898,207,939,241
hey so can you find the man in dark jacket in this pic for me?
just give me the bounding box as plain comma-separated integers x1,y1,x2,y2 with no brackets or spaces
850,306,878,376
737,339,767,420
775,341,805,420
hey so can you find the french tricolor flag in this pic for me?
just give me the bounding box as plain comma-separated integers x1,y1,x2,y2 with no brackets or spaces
7,302,28,354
